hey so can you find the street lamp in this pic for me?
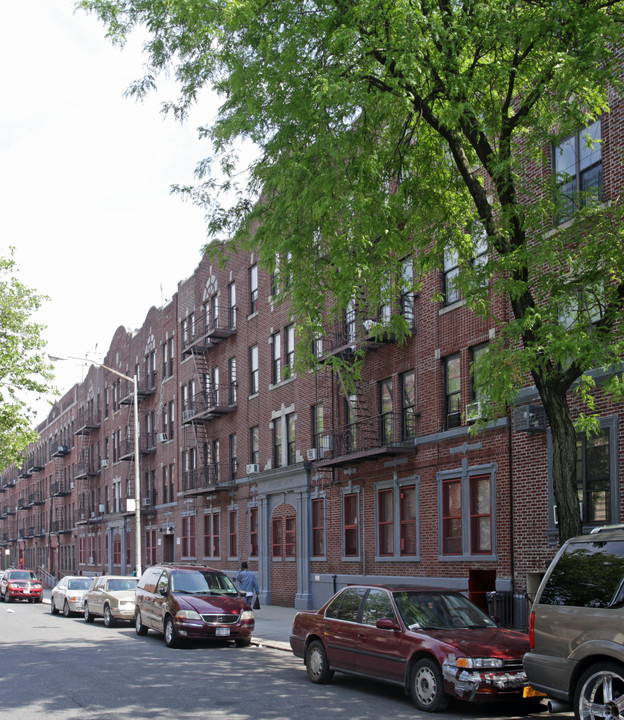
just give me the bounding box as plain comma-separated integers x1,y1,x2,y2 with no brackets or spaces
49,355,142,577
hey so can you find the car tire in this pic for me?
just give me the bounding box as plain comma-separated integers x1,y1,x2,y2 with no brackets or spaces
84,603,94,623
235,638,252,648
164,616,180,648
305,640,334,684
103,604,116,628
410,658,449,713
51,600,59,615
35,597,42,604
574,661,624,720
63,600,71,618
135,610,148,636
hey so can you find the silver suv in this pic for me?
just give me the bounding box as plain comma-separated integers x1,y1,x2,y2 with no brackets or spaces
523,528,624,720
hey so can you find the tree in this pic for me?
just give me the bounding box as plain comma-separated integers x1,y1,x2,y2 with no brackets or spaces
0,249,55,468
79,0,624,542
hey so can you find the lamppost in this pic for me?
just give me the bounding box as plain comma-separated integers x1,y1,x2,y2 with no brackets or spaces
49,355,142,577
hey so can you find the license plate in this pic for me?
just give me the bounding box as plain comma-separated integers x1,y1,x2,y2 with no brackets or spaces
523,685,547,699
215,627,230,637
23,589,30,594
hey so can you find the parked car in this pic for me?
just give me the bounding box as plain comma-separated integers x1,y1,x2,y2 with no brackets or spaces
134,564,255,648
0,569,43,603
83,575,138,626
523,527,624,720
50,575,93,617
290,584,530,713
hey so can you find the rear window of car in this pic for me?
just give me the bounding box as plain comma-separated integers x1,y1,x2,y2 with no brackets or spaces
68,578,92,591
539,540,624,608
107,579,139,592
325,587,366,622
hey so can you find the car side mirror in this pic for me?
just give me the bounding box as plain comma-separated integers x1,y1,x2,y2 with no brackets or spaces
376,617,400,631
158,587,167,596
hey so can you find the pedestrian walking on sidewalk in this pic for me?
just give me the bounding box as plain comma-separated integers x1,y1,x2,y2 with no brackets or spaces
236,562,260,608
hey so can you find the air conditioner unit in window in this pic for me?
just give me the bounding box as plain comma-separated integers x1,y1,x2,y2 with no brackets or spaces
246,463,259,475
142,497,151,507
514,404,546,432
101,458,109,468
157,433,168,443
306,448,317,461
465,401,482,422
98,504,105,513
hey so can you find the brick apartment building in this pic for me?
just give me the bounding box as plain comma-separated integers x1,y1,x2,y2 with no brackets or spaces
1,110,622,616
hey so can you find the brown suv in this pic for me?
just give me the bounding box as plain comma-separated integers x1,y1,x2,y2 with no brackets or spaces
523,527,624,720
134,564,254,648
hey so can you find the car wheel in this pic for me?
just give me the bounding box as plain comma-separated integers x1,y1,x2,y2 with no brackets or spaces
35,597,42,604
84,603,94,623
103,604,116,628
164,616,180,648
574,662,624,720
135,610,148,636
305,640,334,684
63,600,71,618
235,638,252,648
410,658,449,713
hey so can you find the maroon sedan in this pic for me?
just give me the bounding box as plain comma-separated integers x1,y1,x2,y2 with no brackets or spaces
290,585,530,713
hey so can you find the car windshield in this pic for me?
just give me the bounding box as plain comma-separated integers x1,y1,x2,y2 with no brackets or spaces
10,571,36,581
67,578,92,591
170,570,238,596
393,591,497,631
107,578,139,592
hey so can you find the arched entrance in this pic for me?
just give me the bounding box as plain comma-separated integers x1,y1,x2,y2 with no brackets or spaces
269,503,297,606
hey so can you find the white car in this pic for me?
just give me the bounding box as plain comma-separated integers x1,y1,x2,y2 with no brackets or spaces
83,575,138,627
50,575,93,617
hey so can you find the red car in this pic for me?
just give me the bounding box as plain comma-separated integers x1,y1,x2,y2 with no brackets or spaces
0,569,43,603
290,584,530,713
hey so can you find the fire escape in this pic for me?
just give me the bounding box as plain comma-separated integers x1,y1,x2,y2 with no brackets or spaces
181,303,237,496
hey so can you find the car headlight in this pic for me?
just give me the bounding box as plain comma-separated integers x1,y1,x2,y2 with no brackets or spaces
175,609,202,621
456,657,504,669
241,610,254,621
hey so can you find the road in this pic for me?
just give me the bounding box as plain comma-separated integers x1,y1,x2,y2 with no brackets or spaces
0,601,571,720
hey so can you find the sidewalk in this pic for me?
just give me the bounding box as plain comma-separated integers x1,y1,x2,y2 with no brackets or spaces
42,589,299,652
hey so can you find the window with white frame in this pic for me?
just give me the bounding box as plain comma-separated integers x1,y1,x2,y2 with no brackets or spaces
343,490,360,558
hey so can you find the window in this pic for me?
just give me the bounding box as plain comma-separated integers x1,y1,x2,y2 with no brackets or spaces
554,118,602,221
343,492,359,557
228,282,237,328
204,511,220,558
249,507,258,557
229,434,238,480
181,515,196,558
378,488,394,555
577,428,611,526
286,413,296,465
444,354,461,429
376,483,418,558
400,258,415,324
249,264,258,314
345,393,357,452
250,426,260,466
273,420,282,469
361,589,396,626
228,509,238,558
443,248,460,305
271,332,281,384
379,378,393,445
312,404,325,455
285,517,296,557
470,344,488,402
441,472,492,556
228,357,237,405
401,370,416,439
345,299,356,344
272,517,282,558
285,325,295,373
325,587,366,622
312,498,325,557
249,345,259,395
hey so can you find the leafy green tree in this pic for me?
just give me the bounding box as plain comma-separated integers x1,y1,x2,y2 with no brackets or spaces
79,0,624,542
0,249,55,468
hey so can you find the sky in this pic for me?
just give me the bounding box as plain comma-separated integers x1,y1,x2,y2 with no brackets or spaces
0,0,220,420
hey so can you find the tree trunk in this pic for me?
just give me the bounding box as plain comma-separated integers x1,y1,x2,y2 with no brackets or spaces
533,372,583,543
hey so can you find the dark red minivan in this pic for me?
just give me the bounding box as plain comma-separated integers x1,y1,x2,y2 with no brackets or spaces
134,564,254,648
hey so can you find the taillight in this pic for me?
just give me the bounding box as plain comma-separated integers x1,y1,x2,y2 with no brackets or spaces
528,610,535,649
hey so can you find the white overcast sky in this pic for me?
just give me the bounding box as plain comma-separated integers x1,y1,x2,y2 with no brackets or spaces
0,0,221,420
